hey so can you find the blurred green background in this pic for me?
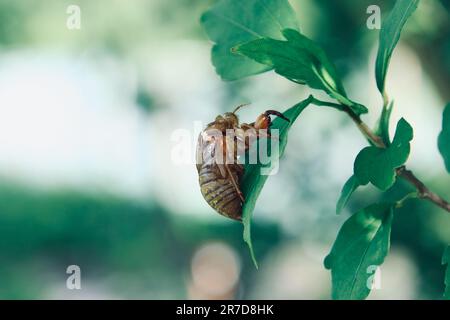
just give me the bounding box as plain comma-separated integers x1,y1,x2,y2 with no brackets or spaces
0,0,449,299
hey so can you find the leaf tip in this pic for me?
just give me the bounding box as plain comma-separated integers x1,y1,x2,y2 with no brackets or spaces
230,45,241,54
397,117,414,141
354,103,369,115
246,240,259,269
323,254,333,270
280,28,300,39
199,11,207,25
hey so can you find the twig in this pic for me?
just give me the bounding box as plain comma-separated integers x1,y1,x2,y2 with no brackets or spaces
395,191,419,208
344,108,385,148
311,97,385,147
311,97,450,213
397,166,450,212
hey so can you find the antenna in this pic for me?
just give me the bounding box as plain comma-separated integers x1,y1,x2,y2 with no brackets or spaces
232,103,250,114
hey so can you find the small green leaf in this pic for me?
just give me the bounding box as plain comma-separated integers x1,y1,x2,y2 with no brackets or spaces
438,103,450,173
354,118,413,190
443,246,450,299
235,29,368,115
200,0,299,81
240,96,314,267
375,0,419,95
336,175,360,215
324,203,394,300
375,101,394,146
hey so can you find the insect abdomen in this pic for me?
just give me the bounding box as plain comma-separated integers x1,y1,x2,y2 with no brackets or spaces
198,164,243,221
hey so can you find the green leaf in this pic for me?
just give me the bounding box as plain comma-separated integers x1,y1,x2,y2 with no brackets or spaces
375,101,394,146
336,175,360,215
235,29,368,115
438,103,450,173
324,203,394,300
200,0,299,81
240,95,314,267
354,118,413,190
375,0,419,95
443,246,450,299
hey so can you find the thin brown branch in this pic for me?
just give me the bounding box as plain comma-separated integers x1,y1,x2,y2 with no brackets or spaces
343,104,450,213
397,166,450,213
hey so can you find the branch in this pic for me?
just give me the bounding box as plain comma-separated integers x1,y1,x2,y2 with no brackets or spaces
311,97,450,213
350,108,450,213
311,97,385,147
344,108,385,148
397,166,450,212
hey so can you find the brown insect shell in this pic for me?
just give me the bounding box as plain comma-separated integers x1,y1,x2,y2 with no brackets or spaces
254,113,271,130
208,112,240,131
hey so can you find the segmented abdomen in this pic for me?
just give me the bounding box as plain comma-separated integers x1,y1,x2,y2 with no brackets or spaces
198,164,243,221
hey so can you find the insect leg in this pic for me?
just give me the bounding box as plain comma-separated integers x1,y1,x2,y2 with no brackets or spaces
225,165,245,202
217,164,227,178
264,110,290,122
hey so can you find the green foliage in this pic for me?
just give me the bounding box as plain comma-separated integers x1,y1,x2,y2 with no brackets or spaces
375,101,394,146
200,0,298,81
201,0,450,300
324,203,394,300
336,175,360,215
240,96,314,267
375,0,419,95
235,29,367,115
438,104,450,173
443,246,450,299
354,118,413,190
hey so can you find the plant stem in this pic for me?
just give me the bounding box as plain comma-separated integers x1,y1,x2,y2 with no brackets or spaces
395,191,419,208
310,97,345,110
397,166,450,212
349,107,450,213
345,108,385,148
311,97,384,147
310,96,450,213
382,91,390,111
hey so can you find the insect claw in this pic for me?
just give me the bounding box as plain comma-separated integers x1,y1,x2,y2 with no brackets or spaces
264,110,290,122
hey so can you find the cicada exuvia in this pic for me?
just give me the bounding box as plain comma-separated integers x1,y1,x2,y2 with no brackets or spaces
196,105,289,220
